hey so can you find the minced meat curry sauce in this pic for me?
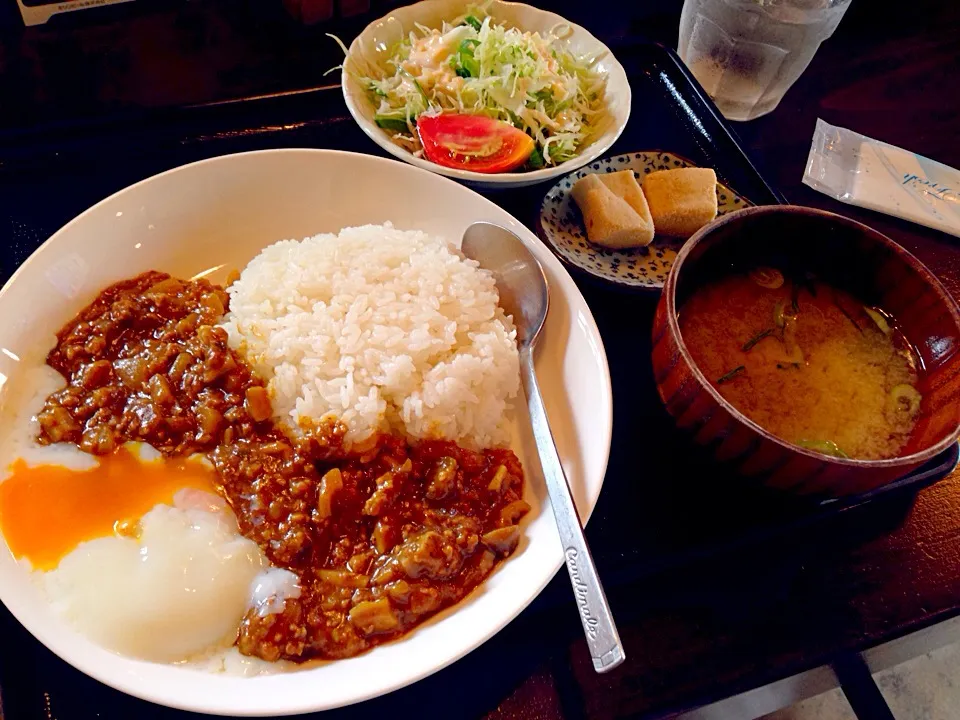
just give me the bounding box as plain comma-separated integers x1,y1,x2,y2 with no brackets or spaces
34,271,529,662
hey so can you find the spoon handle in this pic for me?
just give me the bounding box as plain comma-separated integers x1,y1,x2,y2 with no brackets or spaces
519,348,625,673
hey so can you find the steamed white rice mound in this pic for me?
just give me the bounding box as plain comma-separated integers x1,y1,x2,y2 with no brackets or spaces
223,224,520,448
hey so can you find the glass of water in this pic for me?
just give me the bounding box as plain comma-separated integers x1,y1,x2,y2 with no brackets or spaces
678,0,853,121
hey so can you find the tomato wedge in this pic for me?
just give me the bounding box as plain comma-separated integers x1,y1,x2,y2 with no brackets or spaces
417,113,535,173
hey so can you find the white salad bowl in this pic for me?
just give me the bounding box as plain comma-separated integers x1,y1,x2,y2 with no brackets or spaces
341,0,631,189
0,149,613,715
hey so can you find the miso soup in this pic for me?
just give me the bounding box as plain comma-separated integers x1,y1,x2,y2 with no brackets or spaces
679,267,922,460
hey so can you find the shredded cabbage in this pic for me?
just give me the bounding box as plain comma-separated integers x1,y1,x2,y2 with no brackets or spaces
353,6,607,169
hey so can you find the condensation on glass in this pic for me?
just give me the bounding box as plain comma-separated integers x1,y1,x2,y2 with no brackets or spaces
678,0,852,121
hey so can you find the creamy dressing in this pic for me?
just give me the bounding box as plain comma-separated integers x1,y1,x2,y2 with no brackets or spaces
364,12,606,166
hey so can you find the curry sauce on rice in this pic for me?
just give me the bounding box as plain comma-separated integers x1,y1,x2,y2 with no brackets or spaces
0,224,529,665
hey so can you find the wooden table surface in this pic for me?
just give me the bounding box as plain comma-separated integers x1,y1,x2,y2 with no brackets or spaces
2,1,960,718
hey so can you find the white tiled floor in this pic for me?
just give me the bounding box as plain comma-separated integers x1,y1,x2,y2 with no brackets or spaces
762,640,960,720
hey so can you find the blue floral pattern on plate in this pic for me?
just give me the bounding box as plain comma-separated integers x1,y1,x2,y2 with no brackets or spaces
537,151,752,290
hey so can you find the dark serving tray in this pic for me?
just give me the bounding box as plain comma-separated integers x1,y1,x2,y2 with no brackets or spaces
0,41,955,720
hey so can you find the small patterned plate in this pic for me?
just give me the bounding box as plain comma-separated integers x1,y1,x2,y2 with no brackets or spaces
538,151,753,290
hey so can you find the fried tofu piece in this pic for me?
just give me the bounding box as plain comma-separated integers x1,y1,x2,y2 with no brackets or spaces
641,167,718,237
571,173,655,249
597,170,654,228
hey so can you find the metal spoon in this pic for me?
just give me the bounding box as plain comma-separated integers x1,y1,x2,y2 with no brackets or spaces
462,221,625,673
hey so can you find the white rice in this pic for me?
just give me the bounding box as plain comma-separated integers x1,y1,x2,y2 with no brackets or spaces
222,224,520,448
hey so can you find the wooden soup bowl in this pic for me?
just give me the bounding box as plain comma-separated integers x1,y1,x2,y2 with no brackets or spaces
652,205,960,498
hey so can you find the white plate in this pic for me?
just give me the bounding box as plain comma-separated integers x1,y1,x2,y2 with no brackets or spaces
0,149,612,715
342,0,631,189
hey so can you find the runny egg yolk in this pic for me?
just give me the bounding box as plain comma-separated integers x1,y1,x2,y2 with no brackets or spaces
0,447,219,571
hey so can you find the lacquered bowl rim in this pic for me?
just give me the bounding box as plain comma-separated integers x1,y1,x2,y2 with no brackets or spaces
663,204,960,469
